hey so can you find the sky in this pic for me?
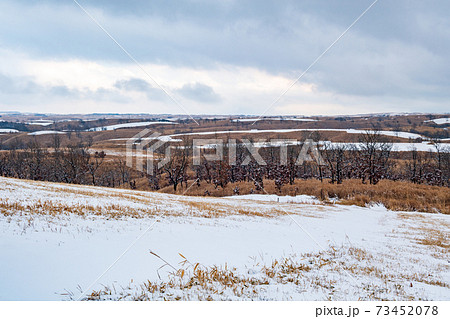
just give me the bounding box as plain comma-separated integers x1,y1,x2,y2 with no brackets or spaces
0,0,449,116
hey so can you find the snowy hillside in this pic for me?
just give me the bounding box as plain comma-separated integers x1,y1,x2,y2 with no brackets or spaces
0,177,448,301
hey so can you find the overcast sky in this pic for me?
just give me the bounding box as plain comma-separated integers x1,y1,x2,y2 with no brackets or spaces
0,0,449,116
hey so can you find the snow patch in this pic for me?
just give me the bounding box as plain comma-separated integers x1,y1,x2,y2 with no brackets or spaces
425,118,450,125
28,130,65,136
232,118,317,122
0,129,19,133
87,121,176,132
225,194,320,204
27,121,53,126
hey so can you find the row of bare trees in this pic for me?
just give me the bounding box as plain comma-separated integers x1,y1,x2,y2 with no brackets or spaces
0,142,133,188
148,132,449,191
0,132,449,192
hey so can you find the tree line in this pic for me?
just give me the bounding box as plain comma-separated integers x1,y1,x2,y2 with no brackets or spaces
0,132,448,192
148,131,449,191
0,141,132,188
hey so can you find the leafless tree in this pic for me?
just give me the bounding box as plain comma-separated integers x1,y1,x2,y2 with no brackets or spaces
115,158,131,186
358,131,393,185
86,151,105,186
323,143,348,184
164,146,188,191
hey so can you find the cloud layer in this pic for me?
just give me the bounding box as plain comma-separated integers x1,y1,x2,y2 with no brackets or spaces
0,0,449,115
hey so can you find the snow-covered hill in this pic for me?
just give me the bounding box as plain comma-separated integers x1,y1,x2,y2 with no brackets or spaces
0,177,448,300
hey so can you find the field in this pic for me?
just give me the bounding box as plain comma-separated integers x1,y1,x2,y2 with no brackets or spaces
1,113,450,152
162,179,450,215
0,176,448,300
1,113,449,199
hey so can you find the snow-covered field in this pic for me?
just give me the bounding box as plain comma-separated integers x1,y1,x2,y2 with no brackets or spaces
232,118,317,122
87,121,176,132
0,129,19,133
109,138,448,153
27,121,54,126
0,177,448,301
162,128,425,140
28,130,65,136
322,141,448,153
426,118,450,125
109,128,428,144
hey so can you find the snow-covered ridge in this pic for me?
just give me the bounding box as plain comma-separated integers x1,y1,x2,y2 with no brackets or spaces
425,118,450,125
26,121,54,126
0,129,19,133
110,138,448,153
155,128,426,140
28,130,65,136
232,118,317,122
87,121,176,132
320,141,448,153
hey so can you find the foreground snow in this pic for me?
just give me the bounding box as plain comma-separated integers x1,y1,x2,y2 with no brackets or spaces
0,177,448,301
225,194,320,204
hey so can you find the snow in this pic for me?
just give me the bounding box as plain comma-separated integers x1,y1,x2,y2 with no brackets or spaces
26,121,53,126
251,140,448,152
0,129,19,133
425,118,450,125
225,194,320,204
291,118,318,122
321,141,449,153
345,129,423,139
110,133,448,152
0,177,448,300
232,118,317,122
87,121,176,132
28,130,65,136
109,128,437,148
160,128,426,140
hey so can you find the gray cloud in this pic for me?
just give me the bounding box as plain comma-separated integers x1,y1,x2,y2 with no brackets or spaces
113,78,168,101
48,84,126,102
176,82,221,103
0,73,128,103
0,73,39,94
114,78,152,92
1,0,450,113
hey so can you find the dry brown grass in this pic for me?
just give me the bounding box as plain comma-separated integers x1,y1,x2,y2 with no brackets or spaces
416,230,449,249
162,179,450,214
176,200,283,218
82,244,449,301
0,199,158,219
0,178,292,220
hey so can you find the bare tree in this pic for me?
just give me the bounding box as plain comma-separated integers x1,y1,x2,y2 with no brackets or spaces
61,143,90,184
323,143,348,184
86,151,105,186
406,147,424,184
115,158,131,186
358,131,392,185
164,146,188,191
